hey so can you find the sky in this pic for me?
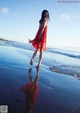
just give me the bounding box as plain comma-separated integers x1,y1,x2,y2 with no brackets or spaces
0,0,80,48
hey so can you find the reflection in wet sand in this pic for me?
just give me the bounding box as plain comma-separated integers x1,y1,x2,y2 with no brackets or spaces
21,67,40,113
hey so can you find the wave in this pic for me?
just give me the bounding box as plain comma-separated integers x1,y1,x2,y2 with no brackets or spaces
47,48,80,59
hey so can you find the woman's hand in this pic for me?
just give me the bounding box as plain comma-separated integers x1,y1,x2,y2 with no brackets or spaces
29,39,32,43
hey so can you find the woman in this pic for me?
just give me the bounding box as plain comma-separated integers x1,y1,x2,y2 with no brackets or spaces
29,10,50,69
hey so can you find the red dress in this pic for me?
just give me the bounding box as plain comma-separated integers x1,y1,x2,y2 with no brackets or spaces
31,25,47,51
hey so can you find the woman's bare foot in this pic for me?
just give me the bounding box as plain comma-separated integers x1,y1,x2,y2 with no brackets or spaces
36,64,40,72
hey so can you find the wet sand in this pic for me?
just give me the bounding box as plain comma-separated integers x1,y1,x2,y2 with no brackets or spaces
0,45,80,113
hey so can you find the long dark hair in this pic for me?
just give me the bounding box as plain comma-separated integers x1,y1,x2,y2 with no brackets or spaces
39,10,50,24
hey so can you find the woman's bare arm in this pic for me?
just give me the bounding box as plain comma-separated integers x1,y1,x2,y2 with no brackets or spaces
38,20,47,39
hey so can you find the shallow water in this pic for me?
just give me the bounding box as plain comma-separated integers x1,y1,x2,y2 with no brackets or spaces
0,45,80,113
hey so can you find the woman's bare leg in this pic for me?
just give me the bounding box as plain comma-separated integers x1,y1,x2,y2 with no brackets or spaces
37,47,43,68
30,50,38,65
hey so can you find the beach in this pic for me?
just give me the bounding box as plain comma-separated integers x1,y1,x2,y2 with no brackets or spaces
0,41,80,113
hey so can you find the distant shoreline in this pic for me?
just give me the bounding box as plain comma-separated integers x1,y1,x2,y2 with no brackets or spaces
0,37,18,43
0,38,7,41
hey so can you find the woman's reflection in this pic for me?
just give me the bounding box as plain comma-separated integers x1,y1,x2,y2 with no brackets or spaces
21,67,40,113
